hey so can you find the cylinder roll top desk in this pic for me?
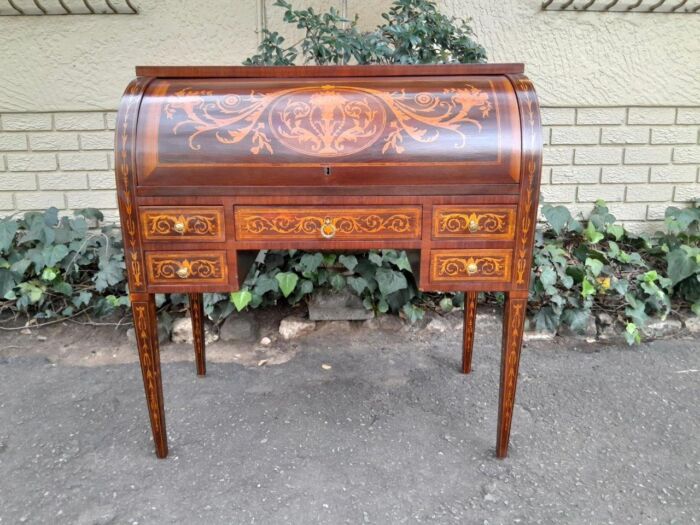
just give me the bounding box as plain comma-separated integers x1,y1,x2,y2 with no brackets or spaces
115,63,542,459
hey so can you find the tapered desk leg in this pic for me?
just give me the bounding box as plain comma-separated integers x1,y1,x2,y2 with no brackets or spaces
188,293,206,376
462,292,478,374
131,294,168,458
496,291,527,459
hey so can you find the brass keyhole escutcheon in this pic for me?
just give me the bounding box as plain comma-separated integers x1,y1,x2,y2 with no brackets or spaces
467,262,478,275
468,220,479,233
173,222,185,234
320,218,336,239
176,266,190,278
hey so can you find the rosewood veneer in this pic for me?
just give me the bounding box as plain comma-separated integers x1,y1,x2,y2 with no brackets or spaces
115,63,542,459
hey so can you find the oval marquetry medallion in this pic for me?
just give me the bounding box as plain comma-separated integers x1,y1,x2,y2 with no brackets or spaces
268,86,387,158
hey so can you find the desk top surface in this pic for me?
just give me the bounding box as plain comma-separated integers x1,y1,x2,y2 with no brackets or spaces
135,63,525,79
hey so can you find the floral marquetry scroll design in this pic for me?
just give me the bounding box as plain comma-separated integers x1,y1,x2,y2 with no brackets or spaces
146,253,227,284
235,207,422,240
133,305,163,436
510,76,542,287
164,84,492,158
139,207,224,241
430,250,512,282
496,297,526,458
433,207,515,239
115,77,149,291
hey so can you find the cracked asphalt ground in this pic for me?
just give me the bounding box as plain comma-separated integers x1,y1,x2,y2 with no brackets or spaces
0,310,698,524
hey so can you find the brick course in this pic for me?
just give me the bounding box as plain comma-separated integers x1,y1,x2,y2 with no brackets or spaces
0,108,697,234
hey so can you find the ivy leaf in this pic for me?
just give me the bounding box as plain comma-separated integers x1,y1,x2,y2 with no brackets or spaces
330,272,346,291
53,281,73,296
385,250,412,272
534,306,559,332
562,308,590,333
275,271,299,297
666,247,698,285
439,296,454,312
230,289,252,311
10,258,31,276
375,268,407,296
338,254,358,271
42,244,69,267
581,279,596,297
625,294,649,326
0,219,19,253
299,252,324,274
347,276,368,295
41,266,58,281
401,303,424,324
74,208,104,222
0,269,17,298
584,222,604,244
18,281,44,304
72,290,92,307
539,266,557,288
368,251,383,266
253,273,279,296
691,301,700,316
585,258,604,277
624,323,641,345
94,258,124,292
542,205,573,235
606,224,625,241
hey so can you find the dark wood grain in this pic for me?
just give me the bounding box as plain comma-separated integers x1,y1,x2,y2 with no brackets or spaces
497,291,528,458
136,63,525,78
131,293,168,458
189,293,206,376
462,291,478,374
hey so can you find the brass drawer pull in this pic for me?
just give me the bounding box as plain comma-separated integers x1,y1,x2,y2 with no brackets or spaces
468,220,479,233
176,266,190,278
320,218,336,239
173,222,186,234
467,262,479,274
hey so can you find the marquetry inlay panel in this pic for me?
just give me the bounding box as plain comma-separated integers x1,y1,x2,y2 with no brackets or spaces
432,206,516,240
430,249,512,282
146,251,227,284
140,207,224,241
234,206,422,241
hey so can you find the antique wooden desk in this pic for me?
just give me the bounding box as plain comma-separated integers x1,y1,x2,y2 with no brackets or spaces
115,63,542,459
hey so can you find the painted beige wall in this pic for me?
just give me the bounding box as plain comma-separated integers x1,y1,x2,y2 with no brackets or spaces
1,0,699,112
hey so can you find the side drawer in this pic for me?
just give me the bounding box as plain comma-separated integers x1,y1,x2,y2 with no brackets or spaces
234,206,422,241
432,205,516,240
139,206,225,241
146,251,227,285
430,249,512,283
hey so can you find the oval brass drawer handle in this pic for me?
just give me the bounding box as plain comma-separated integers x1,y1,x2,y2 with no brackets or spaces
467,262,479,275
176,266,190,278
320,218,336,239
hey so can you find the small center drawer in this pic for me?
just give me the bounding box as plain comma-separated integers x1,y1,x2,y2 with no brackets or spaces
430,249,512,283
146,251,227,284
139,206,225,241
432,205,515,240
234,206,422,241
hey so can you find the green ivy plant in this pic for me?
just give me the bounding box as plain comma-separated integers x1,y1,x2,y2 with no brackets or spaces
1,202,697,342
231,249,433,323
0,208,128,320
532,201,700,344
244,0,486,66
